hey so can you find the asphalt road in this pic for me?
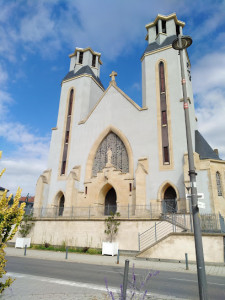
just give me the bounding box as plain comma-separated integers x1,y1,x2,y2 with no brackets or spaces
6,256,225,299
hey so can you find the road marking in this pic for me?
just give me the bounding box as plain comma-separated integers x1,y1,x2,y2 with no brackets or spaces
170,277,225,286
7,272,116,292
7,272,178,299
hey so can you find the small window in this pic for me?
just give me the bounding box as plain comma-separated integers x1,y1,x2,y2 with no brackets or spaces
156,22,158,36
216,172,222,196
65,131,69,143
162,111,167,125
162,20,166,34
176,25,180,37
163,147,169,163
79,52,83,64
61,161,66,175
92,55,96,67
85,187,87,195
129,183,132,192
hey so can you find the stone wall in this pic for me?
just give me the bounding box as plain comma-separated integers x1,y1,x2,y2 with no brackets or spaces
137,232,225,263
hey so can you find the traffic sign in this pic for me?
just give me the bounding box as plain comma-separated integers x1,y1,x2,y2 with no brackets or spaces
186,193,204,200
197,201,206,209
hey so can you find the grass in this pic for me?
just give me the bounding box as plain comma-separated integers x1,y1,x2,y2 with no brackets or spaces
30,244,102,255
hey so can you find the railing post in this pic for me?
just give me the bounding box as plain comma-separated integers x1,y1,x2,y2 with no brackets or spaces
175,214,177,232
138,233,140,251
128,204,129,219
172,214,174,232
155,222,157,242
184,213,186,227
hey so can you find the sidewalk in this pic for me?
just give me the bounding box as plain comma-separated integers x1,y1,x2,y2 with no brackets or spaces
5,247,225,277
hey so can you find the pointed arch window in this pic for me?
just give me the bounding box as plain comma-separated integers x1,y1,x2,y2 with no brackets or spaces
92,132,129,176
216,172,222,196
61,89,74,175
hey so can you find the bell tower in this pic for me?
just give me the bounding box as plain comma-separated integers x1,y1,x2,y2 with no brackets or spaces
141,13,197,171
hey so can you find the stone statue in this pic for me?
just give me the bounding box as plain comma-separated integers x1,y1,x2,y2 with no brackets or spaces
107,148,112,165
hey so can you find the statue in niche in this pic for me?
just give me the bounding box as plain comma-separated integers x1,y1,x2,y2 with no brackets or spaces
92,132,129,176
107,148,112,165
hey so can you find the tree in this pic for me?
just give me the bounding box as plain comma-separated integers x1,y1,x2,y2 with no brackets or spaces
0,151,25,293
18,214,34,238
104,212,120,242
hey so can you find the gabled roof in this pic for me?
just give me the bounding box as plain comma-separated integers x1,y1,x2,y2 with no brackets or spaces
62,65,105,89
79,83,147,125
195,130,221,160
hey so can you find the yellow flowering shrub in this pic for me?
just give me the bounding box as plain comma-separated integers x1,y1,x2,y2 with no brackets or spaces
0,152,25,293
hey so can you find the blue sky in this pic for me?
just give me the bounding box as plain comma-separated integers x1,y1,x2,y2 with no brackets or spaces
0,0,225,196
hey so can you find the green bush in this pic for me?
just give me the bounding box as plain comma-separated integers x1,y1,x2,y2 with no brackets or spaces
87,248,101,255
30,244,101,254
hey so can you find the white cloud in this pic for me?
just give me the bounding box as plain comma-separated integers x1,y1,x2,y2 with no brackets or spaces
0,115,50,196
0,157,48,196
192,52,225,159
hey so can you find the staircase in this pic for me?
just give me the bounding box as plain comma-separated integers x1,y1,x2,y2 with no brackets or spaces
138,213,190,252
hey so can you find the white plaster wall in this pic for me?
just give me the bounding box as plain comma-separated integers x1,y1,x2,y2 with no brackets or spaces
196,170,212,214
27,220,156,251
142,47,194,200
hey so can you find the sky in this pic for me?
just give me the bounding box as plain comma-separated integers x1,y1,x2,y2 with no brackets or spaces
0,0,225,196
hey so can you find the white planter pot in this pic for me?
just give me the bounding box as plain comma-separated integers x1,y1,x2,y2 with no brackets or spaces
102,242,118,256
15,237,31,248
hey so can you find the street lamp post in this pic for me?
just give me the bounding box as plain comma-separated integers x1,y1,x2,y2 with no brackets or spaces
172,34,208,300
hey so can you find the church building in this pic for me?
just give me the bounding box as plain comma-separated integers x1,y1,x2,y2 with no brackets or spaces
33,13,225,251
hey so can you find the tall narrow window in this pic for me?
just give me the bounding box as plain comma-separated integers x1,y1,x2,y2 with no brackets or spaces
61,89,74,175
68,89,74,116
159,62,165,93
162,20,166,34
163,147,169,163
61,161,66,175
65,131,69,143
92,55,96,67
159,62,170,165
216,172,222,196
162,111,167,125
79,51,83,64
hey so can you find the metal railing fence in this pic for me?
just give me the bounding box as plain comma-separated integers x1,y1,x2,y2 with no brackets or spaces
28,201,188,219
139,212,225,252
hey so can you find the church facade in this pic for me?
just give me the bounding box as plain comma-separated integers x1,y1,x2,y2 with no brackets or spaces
34,13,225,222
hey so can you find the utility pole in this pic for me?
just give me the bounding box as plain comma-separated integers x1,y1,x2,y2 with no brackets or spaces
172,34,208,300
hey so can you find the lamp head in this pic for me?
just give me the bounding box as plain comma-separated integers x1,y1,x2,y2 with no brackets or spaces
172,35,192,50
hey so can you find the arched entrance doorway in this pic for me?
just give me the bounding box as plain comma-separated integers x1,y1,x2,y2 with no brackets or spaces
58,195,65,216
104,188,117,215
163,186,177,213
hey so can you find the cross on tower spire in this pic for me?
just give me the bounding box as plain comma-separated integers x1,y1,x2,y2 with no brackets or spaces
109,71,117,86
